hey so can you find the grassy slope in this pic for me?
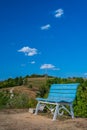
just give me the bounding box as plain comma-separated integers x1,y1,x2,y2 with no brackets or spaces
0,77,53,99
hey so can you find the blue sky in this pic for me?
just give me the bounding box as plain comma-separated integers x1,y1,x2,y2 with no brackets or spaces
0,0,87,80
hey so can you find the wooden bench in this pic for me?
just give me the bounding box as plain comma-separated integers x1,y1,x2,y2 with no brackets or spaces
35,83,79,120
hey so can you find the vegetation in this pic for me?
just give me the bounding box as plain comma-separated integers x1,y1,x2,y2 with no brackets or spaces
0,90,37,109
37,77,87,117
0,75,87,117
0,76,23,88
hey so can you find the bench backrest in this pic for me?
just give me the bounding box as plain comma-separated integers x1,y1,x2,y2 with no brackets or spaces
48,83,79,102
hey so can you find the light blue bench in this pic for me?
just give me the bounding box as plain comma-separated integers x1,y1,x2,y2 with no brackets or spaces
35,83,79,120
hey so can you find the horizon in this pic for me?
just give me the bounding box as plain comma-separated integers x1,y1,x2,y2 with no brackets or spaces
0,73,86,82
0,0,87,80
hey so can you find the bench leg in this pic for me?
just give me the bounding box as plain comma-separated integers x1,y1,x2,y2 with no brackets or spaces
53,104,59,121
70,104,74,118
34,101,40,115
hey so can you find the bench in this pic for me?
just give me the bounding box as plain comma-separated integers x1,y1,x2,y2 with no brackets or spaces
35,83,79,120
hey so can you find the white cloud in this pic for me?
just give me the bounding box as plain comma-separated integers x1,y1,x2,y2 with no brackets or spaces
40,64,60,70
18,46,38,56
54,8,64,18
40,24,51,30
30,61,35,64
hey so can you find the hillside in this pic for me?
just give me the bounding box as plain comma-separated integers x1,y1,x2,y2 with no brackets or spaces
0,76,87,118
0,77,52,98
0,77,54,109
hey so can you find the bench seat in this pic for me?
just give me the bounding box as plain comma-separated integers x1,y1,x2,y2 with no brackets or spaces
36,97,73,103
35,83,79,120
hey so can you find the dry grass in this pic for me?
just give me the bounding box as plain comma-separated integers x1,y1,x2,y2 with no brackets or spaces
0,109,87,130
0,77,53,98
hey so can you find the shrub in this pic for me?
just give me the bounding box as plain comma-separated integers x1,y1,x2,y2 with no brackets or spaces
74,83,87,117
8,93,29,108
28,84,32,88
0,90,10,109
28,98,37,108
37,84,49,98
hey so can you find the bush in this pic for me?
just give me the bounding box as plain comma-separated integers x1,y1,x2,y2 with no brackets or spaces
0,90,10,109
8,93,29,108
28,98,37,108
74,83,87,117
0,91,37,109
28,84,32,88
37,84,49,98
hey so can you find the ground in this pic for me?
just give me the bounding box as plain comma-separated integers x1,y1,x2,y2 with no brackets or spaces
0,109,87,130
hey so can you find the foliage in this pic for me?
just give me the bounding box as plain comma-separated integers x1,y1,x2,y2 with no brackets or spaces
28,84,32,88
0,75,87,117
37,77,87,118
37,84,49,98
0,90,10,109
0,90,37,109
28,98,37,108
8,93,30,108
23,78,28,86
0,76,23,88
29,74,44,78
74,82,87,117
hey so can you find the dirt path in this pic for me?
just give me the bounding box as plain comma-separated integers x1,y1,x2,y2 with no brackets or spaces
0,109,87,130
